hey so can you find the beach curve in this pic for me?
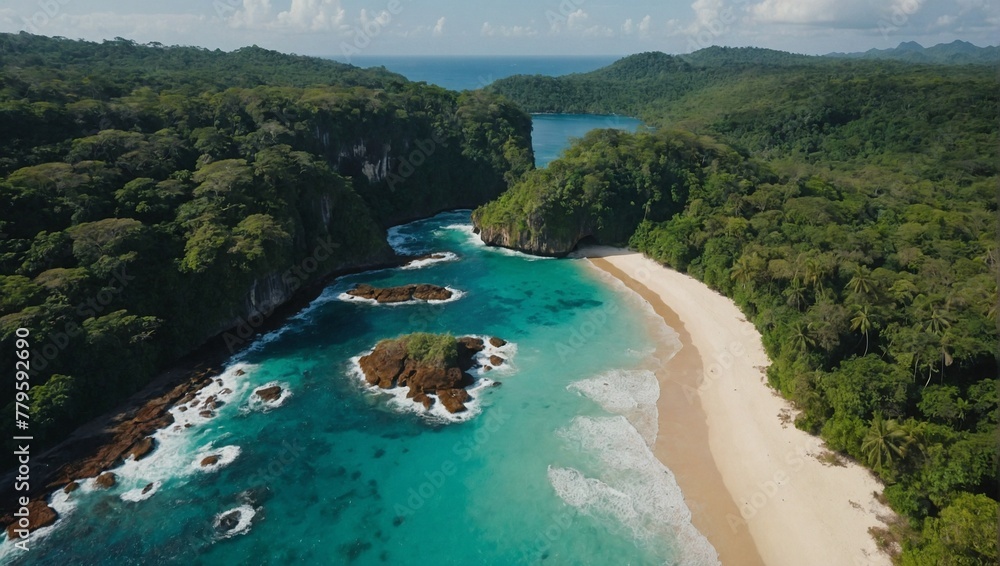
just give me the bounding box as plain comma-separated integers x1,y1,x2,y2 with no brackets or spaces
578,246,894,566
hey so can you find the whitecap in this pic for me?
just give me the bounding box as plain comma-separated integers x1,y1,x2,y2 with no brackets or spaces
569,370,659,447
213,504,256,539
121,481,161,502
193,445,242,473
401,251,459,270
245,382,292,412
551,416,720,566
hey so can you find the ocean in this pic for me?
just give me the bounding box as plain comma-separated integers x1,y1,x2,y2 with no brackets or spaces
3,212,717,565
0,58,714,565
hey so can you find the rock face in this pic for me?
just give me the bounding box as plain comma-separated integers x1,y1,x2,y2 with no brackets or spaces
358,335,502,414
347,283,453,303
2,500,57,540
95,472,116,489
471,210,587,258
128,437,155,461
255,385,283,403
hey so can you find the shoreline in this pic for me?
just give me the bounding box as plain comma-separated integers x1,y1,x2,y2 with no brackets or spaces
0,255,409,523
581,246,893,566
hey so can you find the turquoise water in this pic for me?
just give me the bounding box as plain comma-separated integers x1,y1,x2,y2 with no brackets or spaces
2,212,717,565
531,114,644,168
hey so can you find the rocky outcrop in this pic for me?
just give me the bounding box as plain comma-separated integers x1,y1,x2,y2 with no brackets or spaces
43,370,216,489
254,385,283,403
95,472,116,489
358,335,501,414
472,210,589,258
201,455,221,467
347,283,453,303
2,499,57,540
128,437,155,461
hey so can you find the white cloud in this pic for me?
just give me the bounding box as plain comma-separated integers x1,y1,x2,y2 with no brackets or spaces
481,22,538,37
638,14,652,36
230,0,347,32
433,16,445,37
934,14,957,27
276,0,345,31
622,18,634,34
567,9,589,29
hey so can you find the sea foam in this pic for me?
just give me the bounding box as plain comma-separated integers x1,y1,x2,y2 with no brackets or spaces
569,369,659,447
551,416,720,566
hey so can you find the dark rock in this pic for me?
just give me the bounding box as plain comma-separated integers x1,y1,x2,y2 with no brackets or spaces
234,369,246,376
216,510,241,532
201,455,220,467
128,437,155,461
489,355,505,367
95,472,116,489
489,337,507,348
347,283,453,304
3,500,57,540
438,389,470,413
63,482,79,494
141,483,155,495
199,410,215,418
255,385,283,403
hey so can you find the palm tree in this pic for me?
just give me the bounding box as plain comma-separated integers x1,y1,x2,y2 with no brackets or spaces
861,414,908,476
847,265,877,296
788,321,815,353
850,304,875,355
784,283,807,311
730,256,753,289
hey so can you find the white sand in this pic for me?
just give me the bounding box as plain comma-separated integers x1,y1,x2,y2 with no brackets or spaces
581,246,894,566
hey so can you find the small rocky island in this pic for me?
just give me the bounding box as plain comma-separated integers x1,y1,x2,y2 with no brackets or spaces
346,283,453,304
359,333,507,413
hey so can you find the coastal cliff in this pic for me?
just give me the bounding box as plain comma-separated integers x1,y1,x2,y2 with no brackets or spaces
0,34,533,467
472,128,741,256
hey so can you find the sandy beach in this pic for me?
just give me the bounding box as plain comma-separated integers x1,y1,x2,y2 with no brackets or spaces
579,246,894,566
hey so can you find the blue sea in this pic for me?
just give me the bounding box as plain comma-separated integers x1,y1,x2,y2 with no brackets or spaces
2,211,718,565
0,59,714,565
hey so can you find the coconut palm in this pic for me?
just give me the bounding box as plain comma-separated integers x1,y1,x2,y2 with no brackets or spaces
850,304,875,355
861,414,908,476
848,265,877,296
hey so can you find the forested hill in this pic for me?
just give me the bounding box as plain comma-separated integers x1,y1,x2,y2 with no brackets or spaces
0,32,533,464
828,40,1000,65
476,47,998,563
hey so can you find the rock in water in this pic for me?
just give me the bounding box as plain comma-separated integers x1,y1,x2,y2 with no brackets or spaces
358,334,505,413
489,355,505,367
254,385,283,403
438,389,471,413
216,510,241,533
95,472,116,488
201,455,221,467
2,500,57,540
347,283,454,303
489,337,507,348
128,437,155,461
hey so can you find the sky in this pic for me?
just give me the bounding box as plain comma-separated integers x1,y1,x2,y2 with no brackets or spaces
0,0,997,58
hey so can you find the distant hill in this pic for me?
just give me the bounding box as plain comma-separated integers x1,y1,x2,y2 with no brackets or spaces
827,40,999,64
